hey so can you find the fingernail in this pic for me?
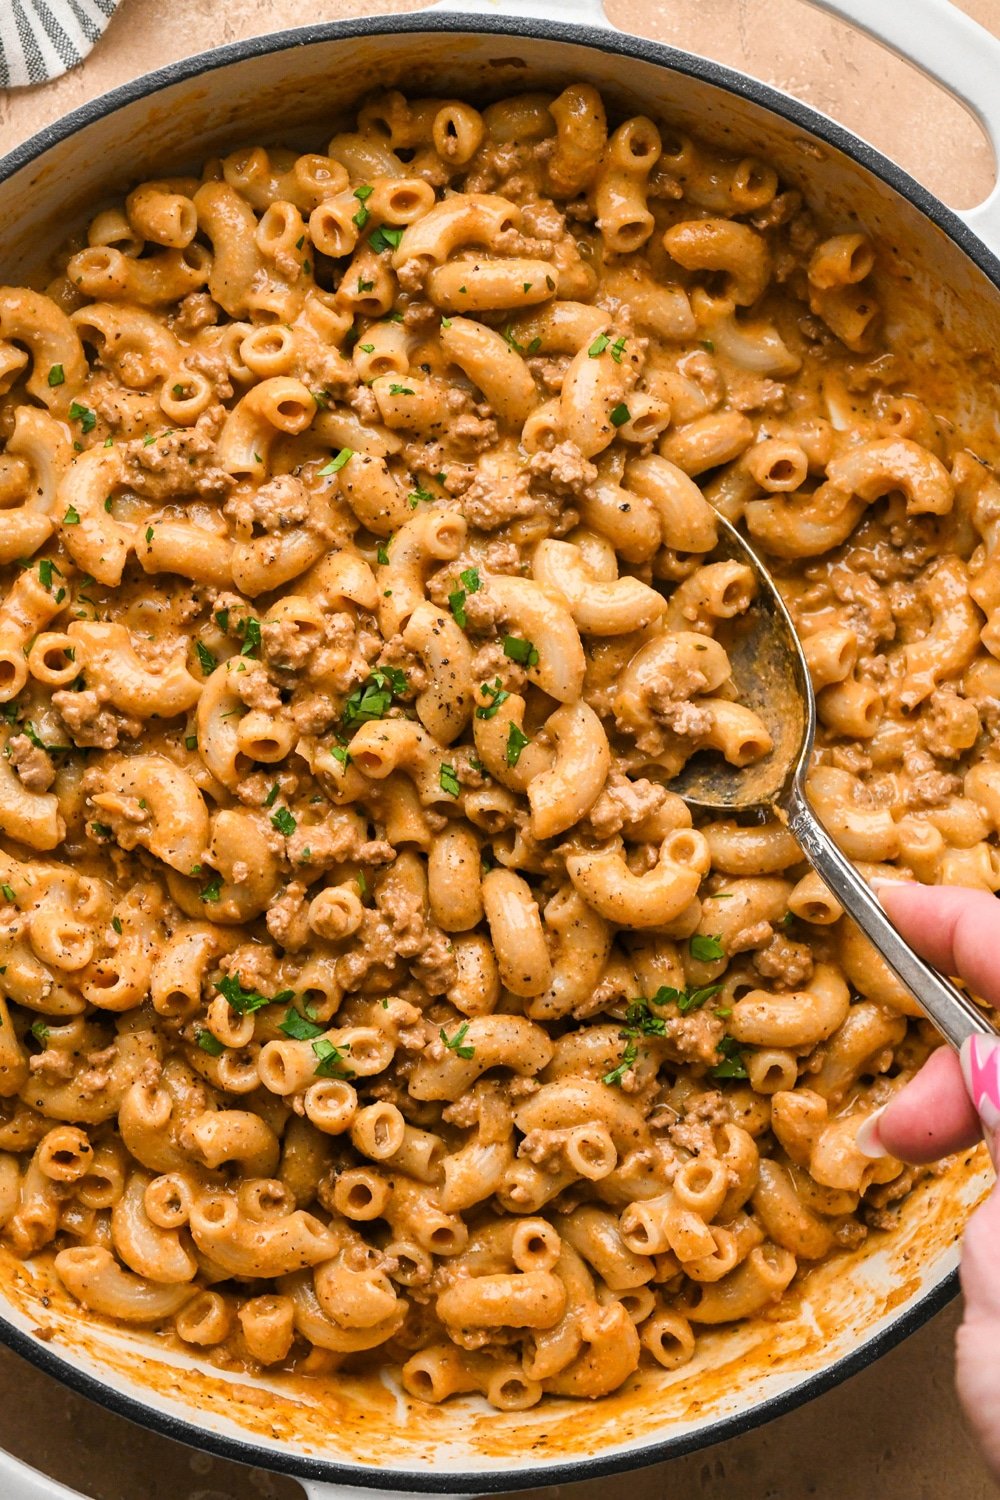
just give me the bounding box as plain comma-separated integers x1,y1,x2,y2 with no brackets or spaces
960,1035,1000,1135
856,1105,888,1159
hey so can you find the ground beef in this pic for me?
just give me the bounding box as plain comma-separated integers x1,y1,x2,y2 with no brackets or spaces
52,689,138,750
920,687,980,762
754,933,815,987
376,875,457,995
460,468,535,531
7,734,55,792
224,474,310,535
285,815,393,873
901,745,962,810
588,772,668,838
527,441,597,499
470,640,526,689
123,406,233,500
232,660,283,713
171,292,220,336
266,881,311,952
662,1010,725,1068
451,412,499,455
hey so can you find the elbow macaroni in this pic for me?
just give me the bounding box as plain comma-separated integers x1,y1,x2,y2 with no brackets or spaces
0,79,981,1414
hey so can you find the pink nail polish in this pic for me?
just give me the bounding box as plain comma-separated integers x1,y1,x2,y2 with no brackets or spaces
960,1035,1000,1170
856,1105,888,1160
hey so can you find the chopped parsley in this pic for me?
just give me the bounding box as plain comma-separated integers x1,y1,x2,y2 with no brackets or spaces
0,884,15,903
271,806,297,836
38,559,61,591
505,722,530,767
196,1030,224,1056
376,539,391,565
331,744,351,767
389,383,414,396
217,974,293,1015
712,1036,748,1080
318,447,354,475
476,677,510,719
68,401,96,433
645,981,723,1015
448,589,468,628
22,721,68,753
689,934,725,963
280,1006,325,1041
30,1019,50,1046
145,526,154,543
622,1000,667,1037
610,335,628,363
359,342,375,354
439,763,461,798
90,822,112,838
194,641,217,675
341,666,407,728
603,1039,638,1088
357,277,375,293
48,364,65,387
199,876,223,903
503,634,539,668
184,734,198,751
700,339,716,353
588,333,610,357
369,225,404,253
240,617,262,657
111,916,123,935
62,505,80,525
312,1038,355,1079
440,1022,475,1059
264,782,280,808
460,566,480,594
609,402,631,427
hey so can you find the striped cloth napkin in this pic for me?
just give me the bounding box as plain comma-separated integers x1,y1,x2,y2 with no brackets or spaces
1,0,121,88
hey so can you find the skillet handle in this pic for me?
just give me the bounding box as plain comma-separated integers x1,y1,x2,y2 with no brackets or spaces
426,0,613,27
811,0,1000,259
0,1450,87,1500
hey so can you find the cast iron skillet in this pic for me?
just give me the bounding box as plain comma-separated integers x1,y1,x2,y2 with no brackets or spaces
0,3,998,1494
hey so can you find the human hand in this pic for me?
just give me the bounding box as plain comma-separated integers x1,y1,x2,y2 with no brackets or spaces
857,882,1000,1479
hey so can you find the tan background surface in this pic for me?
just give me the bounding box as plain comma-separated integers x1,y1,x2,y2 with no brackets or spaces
1,0,999,1495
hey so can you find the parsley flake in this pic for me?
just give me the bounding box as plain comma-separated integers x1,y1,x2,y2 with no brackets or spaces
476,678,509,719
440,1022,475,1059
588,333,610,357
503,634,539,667
505,722,530,768
318,447,354,476
68,401,96,433
690,934,725,963
603,1039,638,1087
312,1038,355,1079
609,402,631,427
47,364,65,387
271,806,297,836
439,763,461,798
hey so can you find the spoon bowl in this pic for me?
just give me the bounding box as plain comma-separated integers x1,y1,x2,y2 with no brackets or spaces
670,516,995,1052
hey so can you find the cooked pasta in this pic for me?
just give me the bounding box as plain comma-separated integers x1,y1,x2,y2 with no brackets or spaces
0,81,990,1410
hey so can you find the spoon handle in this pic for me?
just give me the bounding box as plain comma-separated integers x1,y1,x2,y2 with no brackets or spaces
784,781,996,1051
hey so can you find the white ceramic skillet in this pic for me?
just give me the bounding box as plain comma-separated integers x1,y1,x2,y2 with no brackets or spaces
1,2,1000,1496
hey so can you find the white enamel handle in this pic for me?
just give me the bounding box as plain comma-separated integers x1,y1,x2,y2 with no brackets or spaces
0,1450,87,1500
811,0,1000,258
427,0,612,28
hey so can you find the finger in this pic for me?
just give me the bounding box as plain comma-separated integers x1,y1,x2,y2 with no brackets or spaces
875,882,1000,1007
875,1046,982,1164
955,1188,1000,1481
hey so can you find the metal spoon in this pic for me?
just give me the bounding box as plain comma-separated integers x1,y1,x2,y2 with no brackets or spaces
670,515,995,1051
